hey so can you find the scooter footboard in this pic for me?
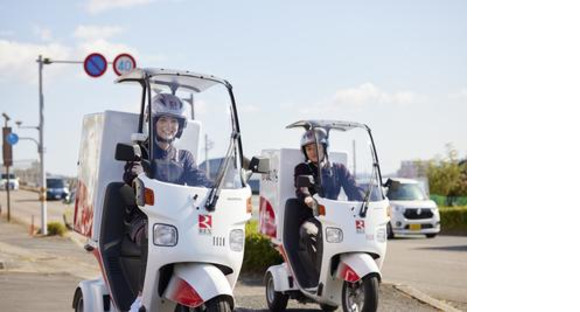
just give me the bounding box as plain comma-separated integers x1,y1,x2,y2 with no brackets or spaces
163,263,233,308
336,253,381,283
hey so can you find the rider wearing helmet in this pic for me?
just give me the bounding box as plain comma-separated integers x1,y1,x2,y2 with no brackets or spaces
123,93,211,311
294,128,363,280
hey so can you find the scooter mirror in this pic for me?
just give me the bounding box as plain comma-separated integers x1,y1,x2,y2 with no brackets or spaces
248,156,270,174
297,175,315,188
115,143,142,161
383,178,400,190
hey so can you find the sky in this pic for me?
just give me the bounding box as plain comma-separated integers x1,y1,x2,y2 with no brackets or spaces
0,0,466,177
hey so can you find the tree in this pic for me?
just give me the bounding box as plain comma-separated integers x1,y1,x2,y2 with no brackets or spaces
423,144,466,197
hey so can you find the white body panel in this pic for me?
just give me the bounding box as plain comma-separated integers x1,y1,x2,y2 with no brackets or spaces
139,175,251,310
76,278,118,312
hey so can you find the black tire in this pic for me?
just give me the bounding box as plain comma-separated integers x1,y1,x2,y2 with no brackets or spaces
387,222,394,239
426,234,437,238
320,303,339,311
206,296,232,312
342,275,379,312
265,271,289,311
72,288,83,312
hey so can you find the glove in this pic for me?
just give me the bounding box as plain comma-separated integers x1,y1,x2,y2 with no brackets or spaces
123,161,144,185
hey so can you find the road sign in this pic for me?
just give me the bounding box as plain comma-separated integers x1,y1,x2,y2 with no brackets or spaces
83,53,108,78
113,53,136,76
6,133,18,145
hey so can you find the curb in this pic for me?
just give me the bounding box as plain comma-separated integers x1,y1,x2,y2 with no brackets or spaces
393,284,461,312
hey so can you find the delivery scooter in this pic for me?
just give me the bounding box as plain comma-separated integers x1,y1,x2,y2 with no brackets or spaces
71,68,263,312
259,120,390,312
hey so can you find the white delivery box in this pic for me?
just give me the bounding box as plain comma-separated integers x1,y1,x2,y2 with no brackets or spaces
73,111,139,241
258,148,347,245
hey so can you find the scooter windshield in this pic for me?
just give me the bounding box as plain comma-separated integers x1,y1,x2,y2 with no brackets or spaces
316,127,383,202
147,79,243,189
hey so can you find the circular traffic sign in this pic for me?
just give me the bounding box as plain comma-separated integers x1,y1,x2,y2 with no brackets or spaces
113,53,136,76
6,133,18,145
83,53,108,78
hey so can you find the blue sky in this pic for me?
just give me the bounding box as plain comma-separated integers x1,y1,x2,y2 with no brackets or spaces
0,0,466,177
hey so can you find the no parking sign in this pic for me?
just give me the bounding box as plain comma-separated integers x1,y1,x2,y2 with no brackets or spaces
83,53,108,78
113,53,136,76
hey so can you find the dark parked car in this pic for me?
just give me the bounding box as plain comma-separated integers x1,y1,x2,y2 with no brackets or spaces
46,178,69,200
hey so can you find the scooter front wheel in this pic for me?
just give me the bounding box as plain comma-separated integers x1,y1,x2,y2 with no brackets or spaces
175,296,231,312
265,271,288,311
342,275,379,312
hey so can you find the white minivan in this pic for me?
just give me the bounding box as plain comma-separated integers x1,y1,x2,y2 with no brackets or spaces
386,178,440,238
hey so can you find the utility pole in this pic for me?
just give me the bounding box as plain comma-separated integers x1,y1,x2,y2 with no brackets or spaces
204,134,214,179
352,139,356,179
2,113,12,222
37,55,48,235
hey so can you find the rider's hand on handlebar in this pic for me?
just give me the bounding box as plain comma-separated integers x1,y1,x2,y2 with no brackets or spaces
123,161,144,185
305,196,315,208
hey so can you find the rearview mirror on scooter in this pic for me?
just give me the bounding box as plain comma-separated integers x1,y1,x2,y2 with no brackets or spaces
248,156,270,174
115,143,142,161
383,178,400,190
296,175,315,188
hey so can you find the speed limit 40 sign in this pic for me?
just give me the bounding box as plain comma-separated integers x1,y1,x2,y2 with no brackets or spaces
113,53,136,76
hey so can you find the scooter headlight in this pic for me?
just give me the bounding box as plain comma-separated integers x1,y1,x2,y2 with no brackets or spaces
326,227,343,243
153,223,178,246
229,229,245,252
376,227,387,242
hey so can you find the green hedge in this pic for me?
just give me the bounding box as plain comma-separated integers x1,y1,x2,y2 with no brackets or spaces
431,194,467,206
242,220,283,275
439,206,467,235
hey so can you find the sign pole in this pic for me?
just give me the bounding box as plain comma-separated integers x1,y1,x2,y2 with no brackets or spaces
2,118,11,222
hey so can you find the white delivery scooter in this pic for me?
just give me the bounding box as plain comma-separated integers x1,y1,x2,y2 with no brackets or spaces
259,120,391,312
72,68,265,312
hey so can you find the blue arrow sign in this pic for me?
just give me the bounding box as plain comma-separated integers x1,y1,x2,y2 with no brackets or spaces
6,132,18,145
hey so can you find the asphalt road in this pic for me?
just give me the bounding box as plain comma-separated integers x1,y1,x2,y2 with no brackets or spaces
0,190,466,311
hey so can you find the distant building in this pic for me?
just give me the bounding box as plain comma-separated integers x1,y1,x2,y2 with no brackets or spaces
396,160,428,179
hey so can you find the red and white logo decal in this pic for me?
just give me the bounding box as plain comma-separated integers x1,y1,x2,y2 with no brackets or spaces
355,220,365,233
199,215,212,234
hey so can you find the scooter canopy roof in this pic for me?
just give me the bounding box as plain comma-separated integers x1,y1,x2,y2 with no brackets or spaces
286,120,369,132
115,68,230,93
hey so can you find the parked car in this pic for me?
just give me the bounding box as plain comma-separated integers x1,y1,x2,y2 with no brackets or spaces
46,178,69,200
0,173,19,190
386,178,440,238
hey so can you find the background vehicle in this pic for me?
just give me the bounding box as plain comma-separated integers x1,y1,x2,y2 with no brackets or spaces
386,178,440,238
0,173,19,190
46,177,69,200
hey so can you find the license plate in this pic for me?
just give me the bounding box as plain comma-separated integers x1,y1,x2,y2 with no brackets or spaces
409,224,421,231
54,195,61,199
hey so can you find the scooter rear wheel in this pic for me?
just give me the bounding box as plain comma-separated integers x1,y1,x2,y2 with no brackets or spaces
342,275,379,312
265,272,288,311
175,296,232,312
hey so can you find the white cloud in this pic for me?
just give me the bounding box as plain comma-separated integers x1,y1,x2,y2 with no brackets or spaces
33,26,53,42
0,40,71,83
74,25,124,41
299,83,418,114
86,0,155,14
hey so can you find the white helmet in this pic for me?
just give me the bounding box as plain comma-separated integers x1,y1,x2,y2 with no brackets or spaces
150,93,187,139
300,128,328,148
